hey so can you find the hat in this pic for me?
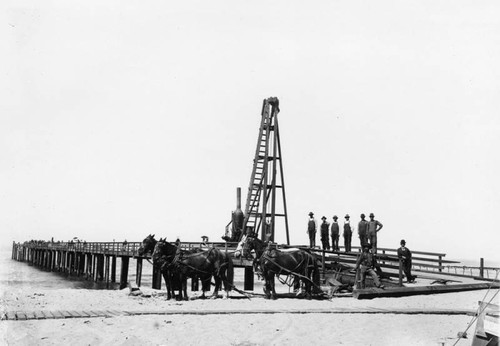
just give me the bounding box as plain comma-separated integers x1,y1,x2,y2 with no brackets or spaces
400,239,406,245
345,214,350,218
333,215,338,219
321,216,326,220
360,213,365,218
308,212,314,216
201,235,208,240
369,213,375,217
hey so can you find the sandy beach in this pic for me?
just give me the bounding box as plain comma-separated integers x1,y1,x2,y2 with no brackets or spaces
1,283,498,346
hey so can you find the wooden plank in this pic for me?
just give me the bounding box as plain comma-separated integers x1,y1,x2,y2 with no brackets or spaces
61,311,74,318
353,282,500,300
34,311,46,319
77,311,91,317
6,312,17,320
15,312,27,320
41,311,55,319
91,310,107,317
24,311,36,320
51,311,65,319
68,311,84,318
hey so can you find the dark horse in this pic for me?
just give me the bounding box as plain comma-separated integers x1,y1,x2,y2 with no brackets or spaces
242,235,321,300
138,234,181,300
152,239,234,300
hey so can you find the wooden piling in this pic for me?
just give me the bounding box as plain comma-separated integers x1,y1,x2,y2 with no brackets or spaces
244,267,254,291
96,255,104,281
480,258,484,278
105,255,110,288
135,258,142,287
111,256,116,282
152,266,162,290
92,254,97,281
119,256,129,289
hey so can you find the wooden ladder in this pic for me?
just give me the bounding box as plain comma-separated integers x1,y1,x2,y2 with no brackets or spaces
242,97,290,244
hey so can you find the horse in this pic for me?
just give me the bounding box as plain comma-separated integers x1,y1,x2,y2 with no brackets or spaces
138,234,179,300
152,239,234,300
242,235,321,300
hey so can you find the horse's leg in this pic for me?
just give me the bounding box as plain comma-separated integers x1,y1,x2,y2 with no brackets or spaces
162,271,172,300
182,273,188,301
270,274,277,300
200,275,209,299
210,275,221,299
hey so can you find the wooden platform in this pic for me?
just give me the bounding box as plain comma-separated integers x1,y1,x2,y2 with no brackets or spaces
353,282,500,300
1,307,479,321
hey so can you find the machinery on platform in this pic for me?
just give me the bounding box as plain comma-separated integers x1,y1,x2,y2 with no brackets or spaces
223,97,290,244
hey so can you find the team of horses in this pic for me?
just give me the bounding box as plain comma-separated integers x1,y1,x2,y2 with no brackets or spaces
138,233,321,300
138,234,234,300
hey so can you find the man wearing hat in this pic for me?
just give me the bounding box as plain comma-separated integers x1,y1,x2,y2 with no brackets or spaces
358,214,369,247
331,215,340,251
307,212,317,248
343,214,353,252
397,240,415,283
201,236,209,248
354,243,384,289
320,216,330,250
367,213,383,253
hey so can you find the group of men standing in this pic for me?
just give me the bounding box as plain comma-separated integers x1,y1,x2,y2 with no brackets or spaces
307,211,383,253
307,211,415,285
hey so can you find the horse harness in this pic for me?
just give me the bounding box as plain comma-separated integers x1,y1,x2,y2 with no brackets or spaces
161,247,221,276
259,249,319,288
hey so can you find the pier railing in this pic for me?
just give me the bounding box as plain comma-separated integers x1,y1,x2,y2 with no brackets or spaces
305,245,499,284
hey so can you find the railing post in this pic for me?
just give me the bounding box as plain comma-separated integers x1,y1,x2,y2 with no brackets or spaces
322,250,326,275
398,258,403,286
480,258,484,278
438,255,442,272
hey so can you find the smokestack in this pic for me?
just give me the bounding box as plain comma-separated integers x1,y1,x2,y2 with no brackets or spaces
236,187,241,209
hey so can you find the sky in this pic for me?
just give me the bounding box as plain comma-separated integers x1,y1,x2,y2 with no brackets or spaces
1,1,499,265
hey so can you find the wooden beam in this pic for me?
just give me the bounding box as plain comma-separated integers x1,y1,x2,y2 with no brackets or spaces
353,282,500,300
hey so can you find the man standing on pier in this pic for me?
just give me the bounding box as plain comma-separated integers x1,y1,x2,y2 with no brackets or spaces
367,213,383,253
343,214,352,252
320,216,330,250
354,243,385,289
331,215,340,251
307,212,317,248
358,214,369,247
397,239,415,283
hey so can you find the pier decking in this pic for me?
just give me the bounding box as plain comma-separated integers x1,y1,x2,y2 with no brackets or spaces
10,241,499,299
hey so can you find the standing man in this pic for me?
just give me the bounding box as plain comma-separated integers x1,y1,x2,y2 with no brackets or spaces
307,212,317,248
358,214,369,247
354,243,385,289
320,216,330,250
331,215,340,251
367,213,383,253
343,214,352,252
397,239,415,283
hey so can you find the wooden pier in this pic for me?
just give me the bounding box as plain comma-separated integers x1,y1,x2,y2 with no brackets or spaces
10,241,499,299
11,240,253,291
